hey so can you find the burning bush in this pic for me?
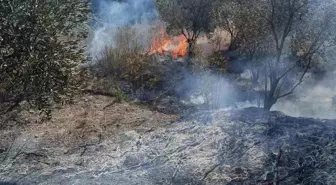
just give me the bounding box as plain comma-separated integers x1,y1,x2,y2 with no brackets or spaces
96,26,168,93
147,27,188,59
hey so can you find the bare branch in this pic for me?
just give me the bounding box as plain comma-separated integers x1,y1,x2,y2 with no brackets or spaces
276,64,296,81
277,58,311,99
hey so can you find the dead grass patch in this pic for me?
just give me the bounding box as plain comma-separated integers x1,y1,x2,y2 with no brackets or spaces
1,95,179,148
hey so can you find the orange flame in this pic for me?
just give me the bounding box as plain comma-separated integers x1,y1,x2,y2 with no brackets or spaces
147,29,188,59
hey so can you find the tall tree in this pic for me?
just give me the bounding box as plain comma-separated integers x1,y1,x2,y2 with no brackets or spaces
237,0,336,110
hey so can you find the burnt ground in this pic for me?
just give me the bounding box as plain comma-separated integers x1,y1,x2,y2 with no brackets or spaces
0,96,335,185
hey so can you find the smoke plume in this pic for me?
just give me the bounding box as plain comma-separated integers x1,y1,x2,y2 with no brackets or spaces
87,0,336,119
88,0,157,59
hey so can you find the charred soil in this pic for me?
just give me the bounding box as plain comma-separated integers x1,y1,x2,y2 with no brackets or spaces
0,98,335,185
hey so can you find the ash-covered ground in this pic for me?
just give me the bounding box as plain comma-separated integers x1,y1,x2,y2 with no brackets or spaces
1,96,335,185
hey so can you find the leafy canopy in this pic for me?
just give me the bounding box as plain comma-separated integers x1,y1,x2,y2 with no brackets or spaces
0,0,90,114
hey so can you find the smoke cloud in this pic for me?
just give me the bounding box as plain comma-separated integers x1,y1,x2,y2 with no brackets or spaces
274,66,336,119
87,0,336,119
88,0,157,59
178,72,236,108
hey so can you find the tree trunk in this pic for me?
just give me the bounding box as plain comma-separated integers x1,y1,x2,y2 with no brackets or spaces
228,37,238,51
264,95,277,111
185,40,194,67
187,39,194,57
263,71,280,111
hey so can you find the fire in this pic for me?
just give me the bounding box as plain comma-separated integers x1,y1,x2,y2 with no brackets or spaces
147,29,188,59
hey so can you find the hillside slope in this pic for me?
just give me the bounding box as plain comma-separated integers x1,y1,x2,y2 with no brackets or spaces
0,97,335,185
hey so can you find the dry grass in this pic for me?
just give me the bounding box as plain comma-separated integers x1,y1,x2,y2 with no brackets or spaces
96,26,163,91
0,95,180,149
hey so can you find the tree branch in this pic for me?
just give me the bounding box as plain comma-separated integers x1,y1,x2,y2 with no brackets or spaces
276,64,296,81
277,58,311,99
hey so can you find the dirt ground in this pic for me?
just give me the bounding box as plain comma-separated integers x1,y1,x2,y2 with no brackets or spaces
0,95,180,150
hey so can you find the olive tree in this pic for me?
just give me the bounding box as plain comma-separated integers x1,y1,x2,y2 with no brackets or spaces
155,0,213,57
212,0,246,51
0,0,90,115
240,0,336,110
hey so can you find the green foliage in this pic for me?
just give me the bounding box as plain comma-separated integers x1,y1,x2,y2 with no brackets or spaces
156,0,213,35
0,0,90,113
155,0,214,56
207,51,228,72
114,83,128,103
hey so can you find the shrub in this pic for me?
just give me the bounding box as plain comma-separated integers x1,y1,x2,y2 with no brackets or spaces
0,0,90,115
97,26,163,92
206,51,228,72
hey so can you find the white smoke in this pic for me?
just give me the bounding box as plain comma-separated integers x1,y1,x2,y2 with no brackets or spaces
274,69,336,119
86,0,336,119
87,0,157,60
179,72,236,108
177,70,262,111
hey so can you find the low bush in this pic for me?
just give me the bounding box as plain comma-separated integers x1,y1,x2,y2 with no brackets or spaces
96,26,167,93
206,51,229,72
